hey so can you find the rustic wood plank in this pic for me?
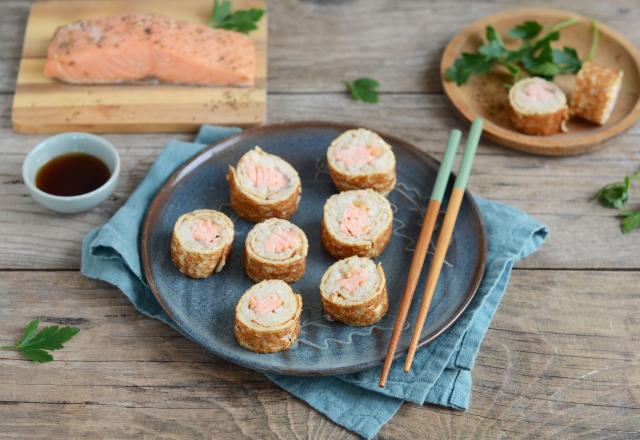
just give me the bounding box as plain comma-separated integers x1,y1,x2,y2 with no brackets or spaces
0,270,637,439
1,0,639,94
1,93,639,269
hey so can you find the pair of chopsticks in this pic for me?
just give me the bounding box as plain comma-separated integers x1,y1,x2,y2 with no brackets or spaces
379,118,483,388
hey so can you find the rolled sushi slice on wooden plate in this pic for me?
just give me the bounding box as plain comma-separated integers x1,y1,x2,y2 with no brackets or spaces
327,128,396,195
321,189,393,259
508,77,569,135
227,147,301,222
320,256,388,326
170,209,234,279
244,218,308,283
234,280,303,353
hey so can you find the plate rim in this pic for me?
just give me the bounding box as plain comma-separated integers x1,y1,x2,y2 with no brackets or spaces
140,121,488,375
440,8,640,156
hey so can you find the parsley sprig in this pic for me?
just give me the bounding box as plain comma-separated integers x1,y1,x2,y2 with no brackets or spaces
1,320,79,363
446,18,597,86
592,171,640,234
346,78,380,104
592,176,633,209
209,0,264,34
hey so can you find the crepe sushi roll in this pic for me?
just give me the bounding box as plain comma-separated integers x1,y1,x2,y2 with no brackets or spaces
234,279,303,353
321,189,393,259
571,62,624,125
320,256,388,326
327,128,396,195
244,218,308,283
170,209,234,279
227,147,301,223
508,77,569,135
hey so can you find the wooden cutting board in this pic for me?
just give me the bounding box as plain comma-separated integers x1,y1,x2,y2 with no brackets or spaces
12,0,267,134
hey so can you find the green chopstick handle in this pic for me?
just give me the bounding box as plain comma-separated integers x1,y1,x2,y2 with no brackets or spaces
430,129,462,202
454,119,483,190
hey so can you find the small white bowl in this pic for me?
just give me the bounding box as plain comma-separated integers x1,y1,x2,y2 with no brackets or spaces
22,133,120,214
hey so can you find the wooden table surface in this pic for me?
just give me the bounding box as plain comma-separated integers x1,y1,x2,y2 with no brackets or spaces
1,1,639,438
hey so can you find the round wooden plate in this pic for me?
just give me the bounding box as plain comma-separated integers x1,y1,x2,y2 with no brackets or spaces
441,9,640,156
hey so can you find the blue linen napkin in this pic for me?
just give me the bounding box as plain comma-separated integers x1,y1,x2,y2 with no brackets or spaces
81,126,548,439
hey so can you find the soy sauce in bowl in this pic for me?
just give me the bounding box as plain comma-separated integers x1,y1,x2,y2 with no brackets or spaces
23,132,120,214
35,152,111,197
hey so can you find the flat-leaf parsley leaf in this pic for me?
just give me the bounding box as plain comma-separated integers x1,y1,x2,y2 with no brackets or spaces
506,21,542,40
592,171,640,234
346,78,380,104
592,176,632,209
209,0,264,34
1,320,79,363
446,18,595,85
620,210,640,234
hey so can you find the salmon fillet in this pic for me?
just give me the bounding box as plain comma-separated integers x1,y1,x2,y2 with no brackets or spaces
45,13,256,86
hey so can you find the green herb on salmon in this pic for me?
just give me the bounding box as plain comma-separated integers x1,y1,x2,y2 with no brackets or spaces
209,0,264,34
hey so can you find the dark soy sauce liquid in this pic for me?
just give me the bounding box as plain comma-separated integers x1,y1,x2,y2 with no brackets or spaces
35,153,111,196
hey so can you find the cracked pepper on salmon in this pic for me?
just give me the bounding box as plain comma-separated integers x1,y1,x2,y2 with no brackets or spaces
45,13,256,86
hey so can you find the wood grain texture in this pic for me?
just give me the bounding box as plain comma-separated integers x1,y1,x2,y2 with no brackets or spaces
0,271,637,439
12,0,267,133
1,0,640,438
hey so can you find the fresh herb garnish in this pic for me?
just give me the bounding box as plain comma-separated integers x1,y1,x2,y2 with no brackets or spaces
585,19,600,62
592,176,632,209
1,320,79,363
592,171,640,233
446,17,597,85
446,53,494,85
209,0,264,34
620,209,640,234
506,21,542,40
346,77,380,104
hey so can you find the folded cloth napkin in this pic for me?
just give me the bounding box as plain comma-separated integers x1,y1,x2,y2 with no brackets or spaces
82,126,548,439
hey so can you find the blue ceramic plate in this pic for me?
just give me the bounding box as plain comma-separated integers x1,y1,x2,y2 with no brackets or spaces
141,122,486,376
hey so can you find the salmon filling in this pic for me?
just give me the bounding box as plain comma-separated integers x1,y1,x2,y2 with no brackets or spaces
518,79,557,105
324,189,391,245
264,228,300,254
327,128,395,177
246,218,307,262
335,144,380,166
191,219,222,244
340,204,369,238
232,147,300,202
510,77,566,114
245,158,287,192
237,280,300,327
320,256,383,305
338,268,368,294
175,212,232,253
249,294,284,315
